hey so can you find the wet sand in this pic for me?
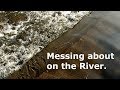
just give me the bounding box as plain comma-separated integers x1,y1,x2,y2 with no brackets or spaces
7,11,120,79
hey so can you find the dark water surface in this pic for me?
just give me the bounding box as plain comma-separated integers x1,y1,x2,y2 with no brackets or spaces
7,11,120,79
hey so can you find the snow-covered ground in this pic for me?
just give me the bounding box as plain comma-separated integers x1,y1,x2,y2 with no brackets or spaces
0,11,90,78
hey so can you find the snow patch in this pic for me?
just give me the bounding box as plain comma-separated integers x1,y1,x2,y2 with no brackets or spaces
0,11,90,78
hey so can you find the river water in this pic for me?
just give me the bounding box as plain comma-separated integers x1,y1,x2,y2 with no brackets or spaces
0,11,90,78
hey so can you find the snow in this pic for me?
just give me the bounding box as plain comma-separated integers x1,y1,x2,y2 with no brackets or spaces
0,33,4,37
0,11,90,78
